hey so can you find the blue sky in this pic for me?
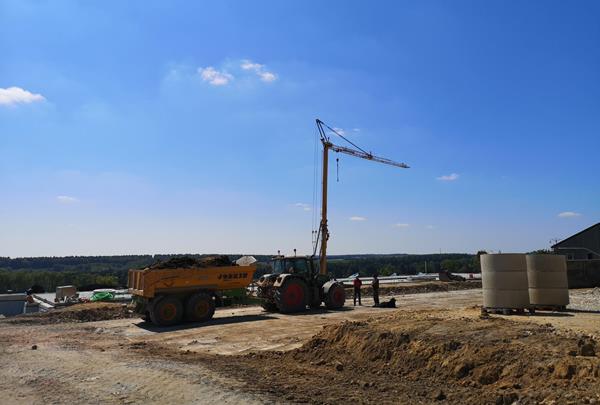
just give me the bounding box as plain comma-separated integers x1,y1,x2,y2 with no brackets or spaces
1,1,599,257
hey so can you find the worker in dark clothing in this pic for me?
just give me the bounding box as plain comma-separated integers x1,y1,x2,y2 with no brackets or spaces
372,273,380,307
353,276,362,306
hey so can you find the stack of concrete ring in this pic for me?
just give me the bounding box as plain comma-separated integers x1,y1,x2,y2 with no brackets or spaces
481,253,569,314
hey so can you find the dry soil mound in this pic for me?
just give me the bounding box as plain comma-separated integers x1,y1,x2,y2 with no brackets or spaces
351,280,481,297
208,310,599,404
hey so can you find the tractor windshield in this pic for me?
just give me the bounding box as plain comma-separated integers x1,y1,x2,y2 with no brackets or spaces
272,259,285,275
271,258,312,276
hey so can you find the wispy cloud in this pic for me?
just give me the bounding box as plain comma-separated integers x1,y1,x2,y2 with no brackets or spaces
198,67,233,86
294,203,311,212
56,195,79,204
331,127,346,136
394,223,410,228
240,59,277,82
425,225,435,229
558,211,581,218
349,216,367,221
436,173,459,181
0,86,45,106
240,60,263,71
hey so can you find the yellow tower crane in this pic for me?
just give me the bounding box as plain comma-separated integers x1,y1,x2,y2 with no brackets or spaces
256,119,409,314
314,118,409,275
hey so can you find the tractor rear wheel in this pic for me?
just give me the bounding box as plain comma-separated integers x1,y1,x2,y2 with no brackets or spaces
324,283,345,309
185,292,215,322
149,295,183,326
275,279,308,313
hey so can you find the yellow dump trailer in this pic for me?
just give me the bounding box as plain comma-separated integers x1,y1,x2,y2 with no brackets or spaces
128,264,256,326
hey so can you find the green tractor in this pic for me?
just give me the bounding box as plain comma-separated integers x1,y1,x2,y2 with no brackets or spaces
256,255,346,313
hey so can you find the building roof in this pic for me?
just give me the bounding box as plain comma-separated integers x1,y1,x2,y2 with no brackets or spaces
552,222,600,248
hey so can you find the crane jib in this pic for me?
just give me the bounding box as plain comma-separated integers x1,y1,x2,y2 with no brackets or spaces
314,118,410,275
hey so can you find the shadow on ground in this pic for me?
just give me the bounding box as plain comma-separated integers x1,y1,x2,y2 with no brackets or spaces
134,313,277,332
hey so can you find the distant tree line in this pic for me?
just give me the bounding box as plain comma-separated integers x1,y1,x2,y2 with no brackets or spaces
0,253,482,293
0,254,270,293
326,253,482,278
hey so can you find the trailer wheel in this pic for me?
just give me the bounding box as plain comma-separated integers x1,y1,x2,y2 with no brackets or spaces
150,295,183,326
324,283,345,309
185,292,215,322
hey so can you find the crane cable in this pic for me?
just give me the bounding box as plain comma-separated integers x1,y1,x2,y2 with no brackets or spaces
320,121,369,155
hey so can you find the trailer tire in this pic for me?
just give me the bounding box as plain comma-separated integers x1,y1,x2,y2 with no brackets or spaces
150,295,183,326
185,292,215,322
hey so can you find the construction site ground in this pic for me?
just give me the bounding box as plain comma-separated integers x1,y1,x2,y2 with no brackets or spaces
1,285,599,404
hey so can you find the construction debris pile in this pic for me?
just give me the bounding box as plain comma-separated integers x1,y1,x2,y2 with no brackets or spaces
208,310,600,404
147,255,235,270
1,302,135,325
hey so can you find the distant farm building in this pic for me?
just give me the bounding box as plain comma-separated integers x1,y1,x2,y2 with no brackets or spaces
553,222,600,287
552,222,600,260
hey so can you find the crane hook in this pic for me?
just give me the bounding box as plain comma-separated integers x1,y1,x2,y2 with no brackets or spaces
336,157,340,182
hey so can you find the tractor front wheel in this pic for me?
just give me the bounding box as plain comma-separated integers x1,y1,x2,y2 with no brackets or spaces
325,283,346,309
275,279,308,313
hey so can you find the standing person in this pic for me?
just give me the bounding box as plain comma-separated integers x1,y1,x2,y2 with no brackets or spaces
372,273,380,307
353,276,362,306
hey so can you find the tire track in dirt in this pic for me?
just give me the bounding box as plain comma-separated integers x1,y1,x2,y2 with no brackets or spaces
0,341,266,404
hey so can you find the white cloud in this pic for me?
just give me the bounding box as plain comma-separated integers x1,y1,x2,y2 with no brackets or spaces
352,128,360,132
241,60,264,71
56,195,79,204
198,67,233,86
240,59,277,82
349,216,367,221
294,203,311,212
558,211,581,218
394,223,410,228
259,71,277,82
425,225,435,229
0,86,45,106
436,173,459,181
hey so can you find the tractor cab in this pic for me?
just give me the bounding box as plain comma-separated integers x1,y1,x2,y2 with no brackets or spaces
257,254,344,313
271,256,318,279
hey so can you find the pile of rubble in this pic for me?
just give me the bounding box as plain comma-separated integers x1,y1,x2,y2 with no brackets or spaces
2,302,135,325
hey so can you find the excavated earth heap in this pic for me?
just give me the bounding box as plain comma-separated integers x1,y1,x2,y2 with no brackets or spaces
204,310,600,404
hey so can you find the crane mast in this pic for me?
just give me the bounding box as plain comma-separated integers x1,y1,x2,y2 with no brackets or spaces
314,119,409,275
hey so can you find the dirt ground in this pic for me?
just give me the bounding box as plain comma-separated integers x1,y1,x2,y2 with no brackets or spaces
0,288,599,404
